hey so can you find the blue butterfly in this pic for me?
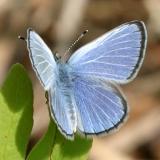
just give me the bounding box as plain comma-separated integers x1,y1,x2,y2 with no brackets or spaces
26,21,147,139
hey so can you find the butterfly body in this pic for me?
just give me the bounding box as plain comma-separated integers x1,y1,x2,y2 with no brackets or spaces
56,63,72,88
26,21,147,139
51,62,77,137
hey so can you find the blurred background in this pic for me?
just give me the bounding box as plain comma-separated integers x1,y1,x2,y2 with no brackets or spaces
0,0,160,159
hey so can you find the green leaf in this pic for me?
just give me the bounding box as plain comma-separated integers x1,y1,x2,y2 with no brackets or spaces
27,121,56,160
27,119,92,160
0,64,33,160
51,129,92,160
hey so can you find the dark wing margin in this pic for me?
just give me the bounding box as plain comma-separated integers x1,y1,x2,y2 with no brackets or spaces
127,21,147,80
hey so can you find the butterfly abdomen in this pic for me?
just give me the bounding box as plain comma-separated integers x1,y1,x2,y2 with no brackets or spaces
55,63,77,133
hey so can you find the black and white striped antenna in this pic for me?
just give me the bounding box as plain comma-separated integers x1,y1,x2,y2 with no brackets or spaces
63,30,88,59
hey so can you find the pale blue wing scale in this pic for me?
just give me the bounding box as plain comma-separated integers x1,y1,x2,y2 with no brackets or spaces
27,29,57,90
48,85,76,139
72,77,127,135
68,21,147,83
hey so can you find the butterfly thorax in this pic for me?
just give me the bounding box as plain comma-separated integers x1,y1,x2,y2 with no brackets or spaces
56,63,72,88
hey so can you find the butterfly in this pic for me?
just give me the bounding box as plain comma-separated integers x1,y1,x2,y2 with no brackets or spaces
25,20,147,139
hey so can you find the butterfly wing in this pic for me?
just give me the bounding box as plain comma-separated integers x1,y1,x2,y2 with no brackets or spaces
27,30,76,138
27,29,57,90
48,84,76,139
72,77,127,135
68,21,147,83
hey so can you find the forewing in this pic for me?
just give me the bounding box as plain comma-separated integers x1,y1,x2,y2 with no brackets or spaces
72,77,127,135
68,21,147,83
27,29,57,90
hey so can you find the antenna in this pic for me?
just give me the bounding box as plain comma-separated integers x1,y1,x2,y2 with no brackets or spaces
63,30,88,59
